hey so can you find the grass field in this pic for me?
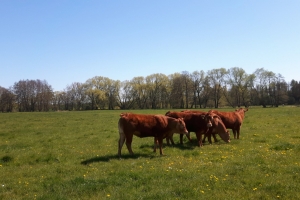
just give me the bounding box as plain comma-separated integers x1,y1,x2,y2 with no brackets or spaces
1,107,300,199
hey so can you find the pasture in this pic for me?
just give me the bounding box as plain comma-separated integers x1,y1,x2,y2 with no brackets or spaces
0,107,300,199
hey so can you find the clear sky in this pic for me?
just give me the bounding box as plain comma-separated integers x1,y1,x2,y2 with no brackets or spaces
1,0,299,91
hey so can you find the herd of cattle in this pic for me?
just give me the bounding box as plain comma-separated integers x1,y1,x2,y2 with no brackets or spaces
118,108,248,157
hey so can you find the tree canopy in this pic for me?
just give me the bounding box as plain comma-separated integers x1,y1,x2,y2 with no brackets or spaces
0,67,298,112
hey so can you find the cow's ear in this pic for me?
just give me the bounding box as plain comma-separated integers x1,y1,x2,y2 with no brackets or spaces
213,115,221,120
212,115,217,118
212,115,221,125
201,114,205,119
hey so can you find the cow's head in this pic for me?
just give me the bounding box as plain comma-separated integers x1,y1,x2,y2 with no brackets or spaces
176,118,188,134
235,107,248,113
218,129,230,143
205,112,230,143
204,111,217,128
235,107,248,120
165,111,171,116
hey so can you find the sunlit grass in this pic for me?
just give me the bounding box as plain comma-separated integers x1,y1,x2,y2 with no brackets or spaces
1,107,300,199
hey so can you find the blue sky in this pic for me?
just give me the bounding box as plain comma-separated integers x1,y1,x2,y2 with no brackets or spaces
1,0,299,91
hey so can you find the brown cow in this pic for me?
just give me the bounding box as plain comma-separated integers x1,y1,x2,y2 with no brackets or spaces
118,113,188,157
165,111,229,147
179,110,219,144
165,111,206,145
204,111,230,143
206,108,248,139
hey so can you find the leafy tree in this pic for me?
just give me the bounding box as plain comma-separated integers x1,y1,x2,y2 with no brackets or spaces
146,73,168,109
84,77,107,110
225,67,252,107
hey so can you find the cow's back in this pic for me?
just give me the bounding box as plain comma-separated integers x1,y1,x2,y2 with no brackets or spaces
120,113,175,138
119,113,158,137
166,111,206,132
211,110,242,129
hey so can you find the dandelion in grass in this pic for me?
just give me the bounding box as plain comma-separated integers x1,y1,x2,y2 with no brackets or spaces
253,188,257,191
201,190,205,194
107,194,111,197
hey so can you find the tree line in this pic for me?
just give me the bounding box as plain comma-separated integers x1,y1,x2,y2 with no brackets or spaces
0,67,299,112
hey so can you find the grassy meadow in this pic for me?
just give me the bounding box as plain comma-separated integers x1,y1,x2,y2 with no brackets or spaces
1,107,300,199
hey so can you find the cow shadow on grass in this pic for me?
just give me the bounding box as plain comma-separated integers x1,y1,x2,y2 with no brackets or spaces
81,153,155,165
81,141,200,165
139,142,197,151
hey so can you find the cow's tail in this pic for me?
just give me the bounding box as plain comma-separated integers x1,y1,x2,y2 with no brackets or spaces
118,119,126,157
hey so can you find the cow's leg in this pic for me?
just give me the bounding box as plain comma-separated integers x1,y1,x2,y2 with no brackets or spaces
202,134,207,143
118,134,126,157
180,134,184,144
180,132,192,144
212,133,218,142
125,134,134,155
158,138,164,155
204,129,213,144
166,137,170,145
186,132,192,143
208,133,212,144
166,134,175,145
153,137,159,152
237,127,241,139
195,132,203,147
118,123,126,157
232,129,237,139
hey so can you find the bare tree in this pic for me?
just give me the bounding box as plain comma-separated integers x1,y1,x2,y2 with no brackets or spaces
181,71,193,109
104,78,120,110
168,73,184,108
0,86,15,112
117,80,136,109
65,82,86,110
269,74,288,107
36,80,53,111
254,68,275,107
207,68,227,108
190,70,205,108
13,79,53,111
289,79,300,104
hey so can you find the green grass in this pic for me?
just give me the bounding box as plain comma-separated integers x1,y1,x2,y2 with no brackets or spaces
1,107,300,199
